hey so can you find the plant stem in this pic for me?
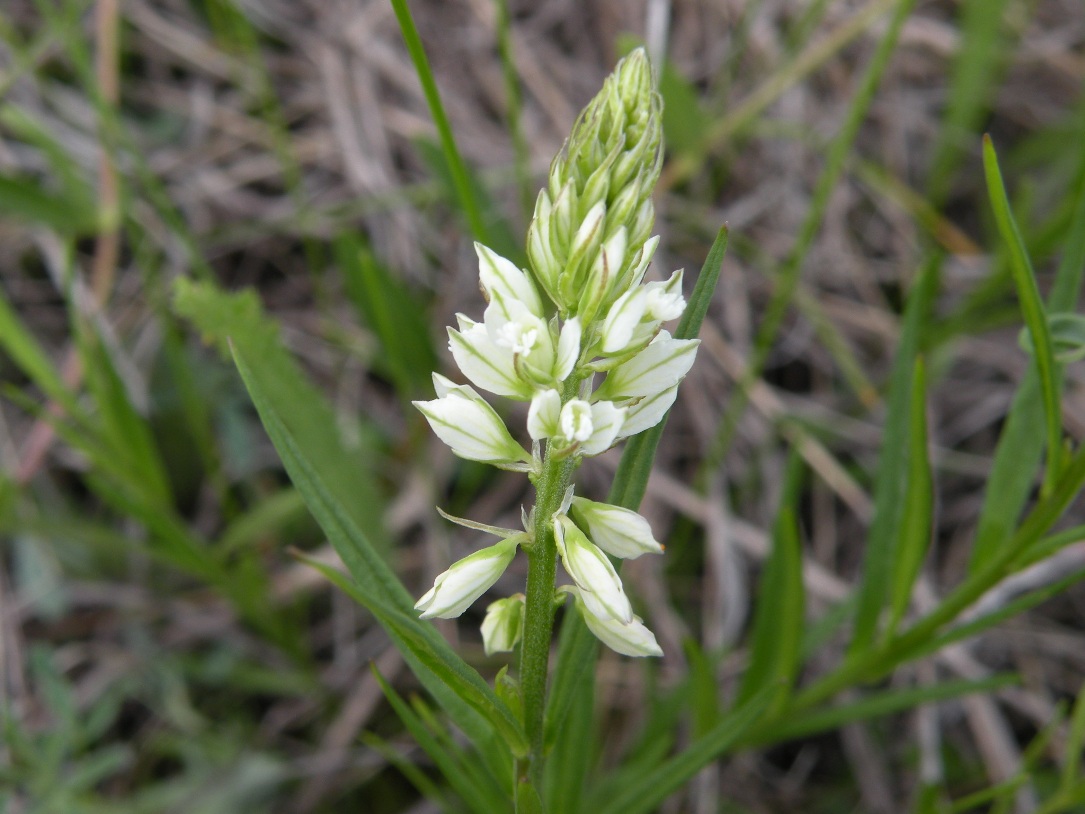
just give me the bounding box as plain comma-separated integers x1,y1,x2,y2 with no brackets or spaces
518,382,580,785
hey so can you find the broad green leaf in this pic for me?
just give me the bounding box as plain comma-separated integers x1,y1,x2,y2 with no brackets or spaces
983,135,1062,494
737,457,804,713
887,357,934,636
658,61,711,156
851,260,937,651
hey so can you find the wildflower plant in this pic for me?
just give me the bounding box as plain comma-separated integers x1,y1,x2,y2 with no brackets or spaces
413,49,691,666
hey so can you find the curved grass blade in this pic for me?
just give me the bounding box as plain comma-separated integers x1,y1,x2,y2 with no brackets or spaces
982,135,1063,495
388,0,491,245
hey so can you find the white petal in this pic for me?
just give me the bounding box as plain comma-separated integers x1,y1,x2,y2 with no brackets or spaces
601,288,647,354
432,372,458,397
414,389,530,466
571,497,663,559
554,317,582,381
559,399,594,443
595,337,699,401
627,235,659,289
577,598,662,657
555,516,633,623
615,384,679,439
527,389,562,440
476,243,543,318
415,540,518,619
580,401,626,456
448,324,529,400
644,268,686,321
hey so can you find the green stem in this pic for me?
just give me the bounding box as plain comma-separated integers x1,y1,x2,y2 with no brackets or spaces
518,382,580,787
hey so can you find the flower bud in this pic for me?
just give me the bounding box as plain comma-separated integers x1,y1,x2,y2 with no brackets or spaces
555,515,632,623
476,243,543,321
415,538,520,619
414,384,532,469
481,594,525,654
570,497,664,559
563,585,662,657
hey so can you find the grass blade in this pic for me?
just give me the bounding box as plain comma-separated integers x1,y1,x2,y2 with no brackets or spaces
851,260,937,652
887,358,934,636
174,279,527,754
388,0,491,245
982,135,1063,495
737,456,805,714
970,155,1085,571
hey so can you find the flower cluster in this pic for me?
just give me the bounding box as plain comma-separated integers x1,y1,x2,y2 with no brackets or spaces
413,49,697,658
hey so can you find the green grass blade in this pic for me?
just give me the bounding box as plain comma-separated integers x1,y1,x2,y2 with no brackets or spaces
0,287,82,418
174,279,526,753
372,667,511,814
851,260,937,652
1062,681,1085,792
591,685,774,814
887,358,934,636
926,0,1013,205
970,155,1085,571
982,135,1063,495
388,0,491,245
737,456,805,713
336,234,439,399
609,226,728,511
750,674,1016,745
705,0,918,464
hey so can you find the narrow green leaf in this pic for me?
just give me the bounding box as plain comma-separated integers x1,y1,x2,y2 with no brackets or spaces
372,667,511,814
750,674,1017,745
1060,679,1085,792
737,457,805,713
388,0,491,245
887,357,934,636
592,685,773,814
175,278,525,752
970,155,1085,571
609,225,728,511
851,260,937,651
546,227,728,742
983,134,1062,494
0,286,82,417
336,234,439,398
926,0,1013,205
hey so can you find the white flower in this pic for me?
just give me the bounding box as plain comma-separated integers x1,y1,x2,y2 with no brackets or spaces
594,331,699,401
448,317,530,399
481,594,525,655
614,384,679,439
562,586,662,658
570,497,663,559
527,393,626,456
415,538,520,619
600,288,647,354
644,269,685,321
475,243,543,320
414,380,532,469
555,515,632,623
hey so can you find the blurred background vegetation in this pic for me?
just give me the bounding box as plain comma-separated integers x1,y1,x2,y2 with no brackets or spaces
1,0,1085,811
